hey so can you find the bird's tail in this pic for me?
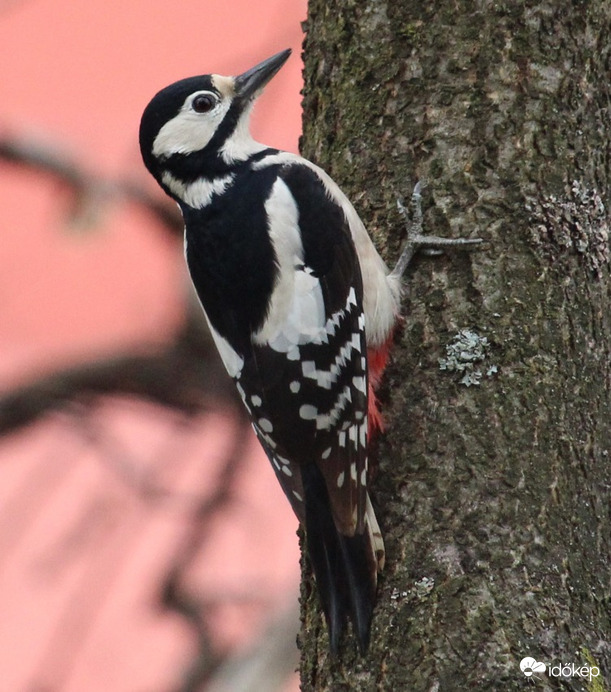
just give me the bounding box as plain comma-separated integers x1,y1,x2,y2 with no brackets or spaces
301,463,383,654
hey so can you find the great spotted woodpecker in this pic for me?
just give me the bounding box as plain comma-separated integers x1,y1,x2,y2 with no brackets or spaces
139,49,480,653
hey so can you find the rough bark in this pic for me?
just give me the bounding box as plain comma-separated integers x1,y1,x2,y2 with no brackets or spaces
298,1,611,690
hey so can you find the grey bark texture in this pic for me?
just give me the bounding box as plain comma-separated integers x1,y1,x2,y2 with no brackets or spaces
297,1,611,690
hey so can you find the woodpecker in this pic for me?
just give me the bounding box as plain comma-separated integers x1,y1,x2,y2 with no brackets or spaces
139,49,480,654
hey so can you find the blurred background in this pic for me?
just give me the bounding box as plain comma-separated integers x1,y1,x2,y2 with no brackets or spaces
0,1,306,690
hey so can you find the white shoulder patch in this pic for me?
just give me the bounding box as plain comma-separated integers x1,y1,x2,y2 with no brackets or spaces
253,177,326,351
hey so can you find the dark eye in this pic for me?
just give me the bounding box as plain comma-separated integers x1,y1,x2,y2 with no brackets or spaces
192,94,216,113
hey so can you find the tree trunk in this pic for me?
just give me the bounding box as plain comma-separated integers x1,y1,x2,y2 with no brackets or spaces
298,1,611,689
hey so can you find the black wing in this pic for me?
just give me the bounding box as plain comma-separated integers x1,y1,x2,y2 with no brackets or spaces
234,162,375,652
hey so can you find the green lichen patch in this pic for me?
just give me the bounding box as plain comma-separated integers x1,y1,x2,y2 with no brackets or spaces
438,329,496,386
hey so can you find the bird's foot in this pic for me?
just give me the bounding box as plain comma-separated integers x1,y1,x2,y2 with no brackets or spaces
390,181,483,278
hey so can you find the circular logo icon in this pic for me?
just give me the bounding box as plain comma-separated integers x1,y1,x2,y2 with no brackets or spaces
520,657,546,677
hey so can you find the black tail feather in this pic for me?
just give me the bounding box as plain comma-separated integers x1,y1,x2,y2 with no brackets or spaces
303,502,346,653
337,532,375,653
302,463,376,654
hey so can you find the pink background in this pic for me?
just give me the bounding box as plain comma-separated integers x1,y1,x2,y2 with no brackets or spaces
0,0,306,689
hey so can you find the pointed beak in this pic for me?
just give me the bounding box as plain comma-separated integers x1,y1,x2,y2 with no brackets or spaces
234,49,292,101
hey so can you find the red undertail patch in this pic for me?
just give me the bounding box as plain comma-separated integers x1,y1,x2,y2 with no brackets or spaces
366,334,394,436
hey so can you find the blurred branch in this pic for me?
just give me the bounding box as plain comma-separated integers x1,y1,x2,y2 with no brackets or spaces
0,132,183,234
0,129,294,691
0,131,244,433
160,422,251,692
0,303,238,435
75,402,204,505
205,600,299,692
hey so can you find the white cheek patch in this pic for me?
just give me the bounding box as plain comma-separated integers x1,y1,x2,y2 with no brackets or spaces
152,98,231,158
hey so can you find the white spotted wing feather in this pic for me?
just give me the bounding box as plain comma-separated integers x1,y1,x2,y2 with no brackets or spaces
233,164,379,564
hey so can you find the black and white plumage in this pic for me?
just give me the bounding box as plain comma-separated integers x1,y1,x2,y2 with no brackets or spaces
139,49,403,654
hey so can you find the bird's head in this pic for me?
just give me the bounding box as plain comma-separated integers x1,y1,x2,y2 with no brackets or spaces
139,49,291,191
